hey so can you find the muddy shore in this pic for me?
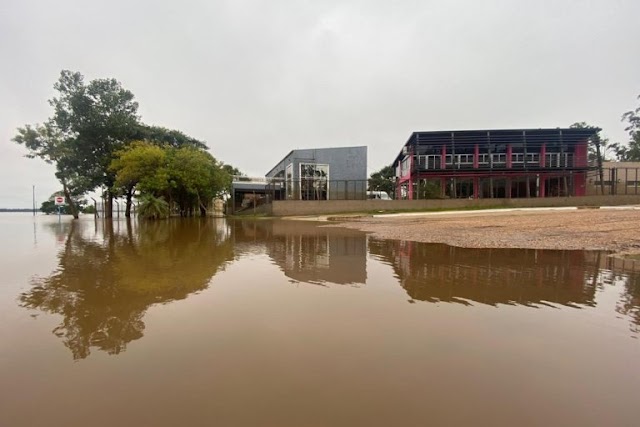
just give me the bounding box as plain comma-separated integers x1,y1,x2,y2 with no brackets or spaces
323,206,640,253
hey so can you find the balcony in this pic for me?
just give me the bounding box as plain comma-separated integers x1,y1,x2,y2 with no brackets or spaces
416,152,576,171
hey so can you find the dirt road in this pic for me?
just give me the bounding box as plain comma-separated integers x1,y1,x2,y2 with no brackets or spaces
328,207,640,253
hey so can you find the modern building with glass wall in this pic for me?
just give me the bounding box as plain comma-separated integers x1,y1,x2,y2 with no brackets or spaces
393,128,599,199
265,146,368,200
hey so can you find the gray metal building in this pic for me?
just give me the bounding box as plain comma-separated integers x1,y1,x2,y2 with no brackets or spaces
265,146,368,200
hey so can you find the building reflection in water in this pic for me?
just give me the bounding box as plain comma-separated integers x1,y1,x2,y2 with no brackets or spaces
20,218,640,360
371,239,606,307
231,220,368,286
20,219,234,360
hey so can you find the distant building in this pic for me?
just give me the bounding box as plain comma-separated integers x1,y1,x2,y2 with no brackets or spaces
230,146,368,213
265,146,367,201
587,161,640,195
392,128,599,199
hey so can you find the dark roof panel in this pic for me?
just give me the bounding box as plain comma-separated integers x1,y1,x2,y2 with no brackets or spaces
394,127,600,165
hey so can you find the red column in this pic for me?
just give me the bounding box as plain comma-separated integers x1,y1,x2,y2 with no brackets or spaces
473,144,479,169
441,145,447,169
506,144,512,168
574,141,588,167
441,177,446,197
574,172,586,196
540,143,546,167
408,150,414,199
473,177,479,199
540,176,546,197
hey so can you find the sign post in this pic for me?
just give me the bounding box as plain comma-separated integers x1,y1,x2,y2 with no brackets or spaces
55,196,65,220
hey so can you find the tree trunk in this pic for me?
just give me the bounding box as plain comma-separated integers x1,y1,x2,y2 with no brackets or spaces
105,192,113,218
125,186,133,218
61,181,79,219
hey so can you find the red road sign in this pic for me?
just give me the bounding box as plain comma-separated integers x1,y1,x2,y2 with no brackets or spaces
54,196,65,205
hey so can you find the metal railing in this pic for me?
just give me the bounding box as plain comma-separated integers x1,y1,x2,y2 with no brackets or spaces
589,167,640,195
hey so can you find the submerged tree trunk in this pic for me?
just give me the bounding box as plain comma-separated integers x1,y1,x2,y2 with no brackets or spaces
105,192,114,219
125,186,133,218
61,181,79,219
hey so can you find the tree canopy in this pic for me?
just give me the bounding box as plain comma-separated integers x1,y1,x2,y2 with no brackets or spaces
368,165,395,195
110,142,232,217
613,95,640,161
14,70,242,219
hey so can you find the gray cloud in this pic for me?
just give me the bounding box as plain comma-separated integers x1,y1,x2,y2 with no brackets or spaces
2,0,639,207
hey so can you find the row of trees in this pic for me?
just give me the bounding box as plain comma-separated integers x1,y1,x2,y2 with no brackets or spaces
110,142,237,218
14,70,238,219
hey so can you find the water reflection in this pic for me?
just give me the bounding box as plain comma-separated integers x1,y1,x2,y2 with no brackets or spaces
371,239,606,307
231,220,368,286
20,219,234,359
603,257,640,335
20,218,640,360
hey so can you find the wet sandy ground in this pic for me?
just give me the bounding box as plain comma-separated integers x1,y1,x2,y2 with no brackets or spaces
323,206,640,253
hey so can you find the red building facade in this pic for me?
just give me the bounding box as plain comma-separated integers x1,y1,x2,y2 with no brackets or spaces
393,128,598,199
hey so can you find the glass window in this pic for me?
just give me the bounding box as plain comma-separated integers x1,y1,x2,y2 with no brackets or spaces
299,163,330,200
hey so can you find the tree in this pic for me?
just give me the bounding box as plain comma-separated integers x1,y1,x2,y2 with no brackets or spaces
39,191,87,215
13,70,140,219
133,125,208,150
368,165,395,196
220,163,242,198
13,122,85,218
49,70,140,217
166,147,227,216
613,95,640,161
110,141,169,217
570,122,609,194
138,195,170,220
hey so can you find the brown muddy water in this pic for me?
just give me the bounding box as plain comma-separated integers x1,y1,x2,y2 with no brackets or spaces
1,213,639,426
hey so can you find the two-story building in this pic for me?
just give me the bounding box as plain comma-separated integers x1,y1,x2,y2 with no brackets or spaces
393,128,598,199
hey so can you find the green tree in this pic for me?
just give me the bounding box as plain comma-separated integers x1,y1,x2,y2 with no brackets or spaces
167,147,227,216
49,70,140,217
613,95,640,161
110,141,169,217
133,125,208,150
138,195,170,220
13,123,86,218
13,70,140,219
220,163,242,197
39,191,87,215
368,165,395,196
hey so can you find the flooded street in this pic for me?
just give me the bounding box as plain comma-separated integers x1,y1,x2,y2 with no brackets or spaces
1,214,640,426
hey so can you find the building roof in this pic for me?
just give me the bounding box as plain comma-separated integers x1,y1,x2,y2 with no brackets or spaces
265,145,367,177
231,182,268,192
393,127,601,166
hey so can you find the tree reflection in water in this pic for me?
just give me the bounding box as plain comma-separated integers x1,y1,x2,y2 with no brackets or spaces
20,219,234,359
603,257,640,336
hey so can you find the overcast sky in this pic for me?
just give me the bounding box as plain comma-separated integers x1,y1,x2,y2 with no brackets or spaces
1,0,639,207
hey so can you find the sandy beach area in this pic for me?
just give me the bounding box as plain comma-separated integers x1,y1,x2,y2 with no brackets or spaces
323,206,640,253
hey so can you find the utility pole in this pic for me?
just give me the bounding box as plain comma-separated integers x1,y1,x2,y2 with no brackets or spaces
32,185,35,216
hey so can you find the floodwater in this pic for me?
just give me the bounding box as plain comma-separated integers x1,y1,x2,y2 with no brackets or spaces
1,214,639,427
